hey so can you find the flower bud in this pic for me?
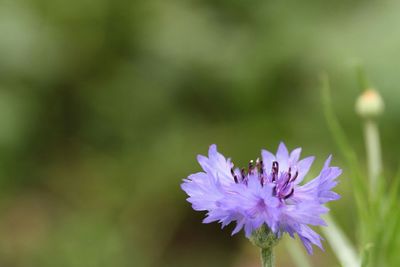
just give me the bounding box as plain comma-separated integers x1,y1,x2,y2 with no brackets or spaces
355,89,384,119
250,225,279,249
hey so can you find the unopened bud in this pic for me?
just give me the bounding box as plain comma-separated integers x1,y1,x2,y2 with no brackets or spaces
355,89,384,119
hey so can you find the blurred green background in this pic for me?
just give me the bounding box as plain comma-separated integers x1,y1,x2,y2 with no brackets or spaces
1,0,400,266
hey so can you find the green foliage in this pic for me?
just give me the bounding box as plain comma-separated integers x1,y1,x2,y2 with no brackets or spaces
322,77,400,267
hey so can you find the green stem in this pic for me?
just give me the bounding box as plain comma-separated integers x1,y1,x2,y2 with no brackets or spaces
261,247,274,267
364,119,382,199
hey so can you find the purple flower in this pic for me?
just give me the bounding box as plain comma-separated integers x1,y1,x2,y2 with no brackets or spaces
181,143,341,254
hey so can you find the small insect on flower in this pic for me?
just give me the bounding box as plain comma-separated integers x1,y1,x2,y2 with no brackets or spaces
181,143,341,254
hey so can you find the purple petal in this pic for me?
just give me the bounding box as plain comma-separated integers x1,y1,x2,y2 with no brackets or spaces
289,147,302,164
197,144,234,186
294,156,315,184
261,149,276,173
276,142,289,171
293,155,341,204
298,225,324,254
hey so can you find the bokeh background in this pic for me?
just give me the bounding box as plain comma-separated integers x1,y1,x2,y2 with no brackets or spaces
1,0,400,266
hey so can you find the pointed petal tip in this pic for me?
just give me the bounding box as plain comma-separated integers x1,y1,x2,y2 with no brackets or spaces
261,148,274,157
208,144,217,154
276,142,290,165
277,141,288,152
303,243,313,255
289,147,302,163
324,154,333,167
196,154,206,162
180,182,187,191
278,141,287,147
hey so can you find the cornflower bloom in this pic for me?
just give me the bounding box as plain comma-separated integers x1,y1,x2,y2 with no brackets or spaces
181,143,341,255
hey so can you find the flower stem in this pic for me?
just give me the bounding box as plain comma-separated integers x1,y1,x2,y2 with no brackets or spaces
260,247,274,267
364,119,382,198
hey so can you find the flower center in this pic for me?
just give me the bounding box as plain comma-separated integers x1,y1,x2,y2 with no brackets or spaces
230,160,298,200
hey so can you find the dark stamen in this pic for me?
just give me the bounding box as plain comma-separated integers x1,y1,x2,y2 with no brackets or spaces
241,168,246,180
231,168,239,183
272,161,279,173
290,171,299,182
272,161,279,181
284,188,295,199
287,167,292,180
259,160,264,174
248,160,254,174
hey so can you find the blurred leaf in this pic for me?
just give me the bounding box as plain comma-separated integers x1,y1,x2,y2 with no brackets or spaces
321,74,369,235
285,238,313,267
360,243,373,267
321,214,360,267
